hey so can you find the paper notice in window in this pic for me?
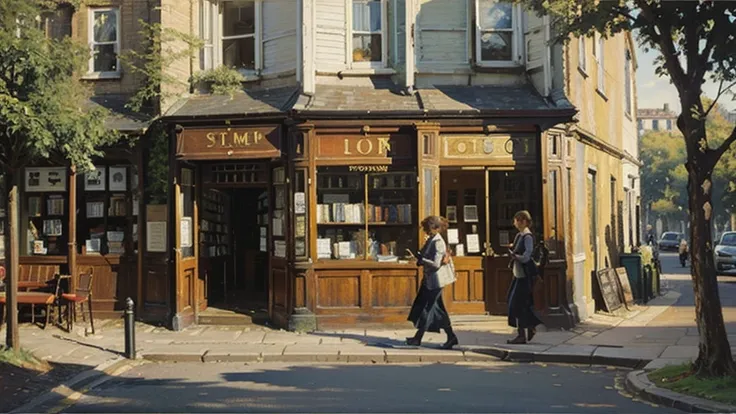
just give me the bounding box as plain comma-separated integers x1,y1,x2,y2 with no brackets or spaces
317,238,332,259
466,234,480,253
294,192,306,214
456,244,464,256
447,228,459,244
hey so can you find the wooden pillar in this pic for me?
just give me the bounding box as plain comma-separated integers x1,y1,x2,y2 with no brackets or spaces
5,171,20,349
68,166,77,288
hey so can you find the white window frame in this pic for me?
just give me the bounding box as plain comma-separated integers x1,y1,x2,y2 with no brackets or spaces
347,0,388,69
578,36,587,74
624,48,632,116
595,32,605,95
415,0,469,67
475,0,522,67
87,7,121,78
391,0,405,66
200,0,262,76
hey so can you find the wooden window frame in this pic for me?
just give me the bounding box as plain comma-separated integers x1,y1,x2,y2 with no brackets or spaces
199,0,263,75
86,7,121,79
474,0,522,68
347,0,389,69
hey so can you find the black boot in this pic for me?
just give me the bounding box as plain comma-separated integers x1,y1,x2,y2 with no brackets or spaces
406,329,424,346
441,326,459,349
507,327,527,344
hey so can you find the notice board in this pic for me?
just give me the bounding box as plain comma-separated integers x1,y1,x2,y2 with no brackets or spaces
596,268,623,312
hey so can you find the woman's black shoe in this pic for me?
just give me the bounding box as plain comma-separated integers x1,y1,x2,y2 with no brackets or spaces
506,335,527,344
406,337,422,346
441,335,459,350
527,327,537,342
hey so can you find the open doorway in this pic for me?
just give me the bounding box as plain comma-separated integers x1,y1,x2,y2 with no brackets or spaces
199,186,269,324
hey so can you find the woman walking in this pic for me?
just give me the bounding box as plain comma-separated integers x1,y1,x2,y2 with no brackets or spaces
406,216,458,349
507,210,543,344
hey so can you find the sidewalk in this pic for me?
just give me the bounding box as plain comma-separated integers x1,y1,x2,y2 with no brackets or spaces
3,283,734,370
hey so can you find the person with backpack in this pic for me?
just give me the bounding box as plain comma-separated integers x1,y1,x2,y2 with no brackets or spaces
506,210,543,344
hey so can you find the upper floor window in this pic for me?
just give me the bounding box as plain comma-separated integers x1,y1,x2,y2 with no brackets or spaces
350,0,386,66
475,0,518,66
624,49,632,116
578,36,586,73
595,33,605,95
42,5,72,40
200,0,260,74
88,8,120,77
652,119,659,131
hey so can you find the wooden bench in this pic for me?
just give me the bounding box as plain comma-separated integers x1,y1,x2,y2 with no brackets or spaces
0,292,56,329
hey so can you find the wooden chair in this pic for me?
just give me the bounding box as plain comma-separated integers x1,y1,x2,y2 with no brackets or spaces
0,274,62,329
60,271,94,334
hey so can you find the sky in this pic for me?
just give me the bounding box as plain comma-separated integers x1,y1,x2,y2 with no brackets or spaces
636,45,736,114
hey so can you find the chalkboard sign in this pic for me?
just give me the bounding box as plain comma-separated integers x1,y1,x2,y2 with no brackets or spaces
615,267,635,308
596,268,623,312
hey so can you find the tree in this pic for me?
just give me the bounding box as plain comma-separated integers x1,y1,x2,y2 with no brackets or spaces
521,0,736,376
640,130,687,228
0,0,120,348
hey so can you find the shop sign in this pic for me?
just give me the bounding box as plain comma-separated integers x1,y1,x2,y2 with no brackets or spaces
317,136,412,160
176,126,281,160
442,135,536,160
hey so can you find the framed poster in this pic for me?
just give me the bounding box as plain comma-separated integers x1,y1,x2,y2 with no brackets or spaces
146,221,167,252
25,167,67,192
109,167,127,191
85,167,106,191
446,206,457,223
463,205,479,223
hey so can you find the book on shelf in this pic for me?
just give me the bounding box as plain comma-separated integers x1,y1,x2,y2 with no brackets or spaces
46,196,64,215
107,241,124,254
317,203,364,224
86,201,105,218
109,195,126,216
367,204,411,224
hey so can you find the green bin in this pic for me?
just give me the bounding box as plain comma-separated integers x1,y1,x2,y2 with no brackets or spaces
620,253,645,302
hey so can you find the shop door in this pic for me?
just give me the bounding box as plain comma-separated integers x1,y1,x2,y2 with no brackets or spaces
269,164,289,320
484,170,543,315
440,170,487,314
174,166,199,325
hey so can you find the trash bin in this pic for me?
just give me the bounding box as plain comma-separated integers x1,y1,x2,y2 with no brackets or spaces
620,253,645,302
642,264,653,303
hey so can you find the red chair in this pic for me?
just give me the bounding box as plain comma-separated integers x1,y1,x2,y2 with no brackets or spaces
61,271,94,334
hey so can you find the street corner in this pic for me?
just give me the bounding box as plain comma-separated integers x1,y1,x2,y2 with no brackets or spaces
624,370,736,414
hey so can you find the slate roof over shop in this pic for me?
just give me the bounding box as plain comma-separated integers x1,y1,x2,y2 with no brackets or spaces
292,79,421,113
419,84,571,114
169,86,300,118
87,94,150,132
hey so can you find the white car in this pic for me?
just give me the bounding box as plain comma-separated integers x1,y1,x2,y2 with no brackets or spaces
715,232,736,275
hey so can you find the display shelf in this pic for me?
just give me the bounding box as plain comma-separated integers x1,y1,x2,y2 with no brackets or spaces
200,188,231,258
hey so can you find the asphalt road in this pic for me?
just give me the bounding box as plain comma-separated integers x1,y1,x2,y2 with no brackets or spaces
58,362,675,413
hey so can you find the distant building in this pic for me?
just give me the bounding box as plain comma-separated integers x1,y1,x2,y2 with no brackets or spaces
638,104,678,134
727,111,736,125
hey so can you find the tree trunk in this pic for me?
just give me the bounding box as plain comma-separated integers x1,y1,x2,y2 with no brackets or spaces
5,172,19,349
687,149,736,376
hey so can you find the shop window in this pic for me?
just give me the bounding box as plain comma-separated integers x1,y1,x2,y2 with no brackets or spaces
77,165,138,256
272,166,287,259
293,168,308,260
87,7,120,77
475,0,519,66
199,0,260,73
488,171,542,253
351,0,387,66
441,171,486,258
316,167,417,261
423,168,433,219
547,169,559,256
22,167,69,256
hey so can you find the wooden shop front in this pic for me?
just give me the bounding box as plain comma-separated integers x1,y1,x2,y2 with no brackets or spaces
166,123,288,329
285,120,573,329
13,147,142,320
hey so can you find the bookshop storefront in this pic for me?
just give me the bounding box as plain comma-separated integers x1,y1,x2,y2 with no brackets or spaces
15,147,142,319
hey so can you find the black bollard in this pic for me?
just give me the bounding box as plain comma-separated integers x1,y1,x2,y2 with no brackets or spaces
124,297,136,359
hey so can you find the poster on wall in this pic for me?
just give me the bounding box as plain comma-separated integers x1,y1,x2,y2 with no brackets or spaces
446,206,457,223
463,205,479,223
85,167,106,191
180,217,192,247
25,167,67,192
146,222,167,252
447,228,459,244
109,167,127,191
294,192,306,214
466,234,480,253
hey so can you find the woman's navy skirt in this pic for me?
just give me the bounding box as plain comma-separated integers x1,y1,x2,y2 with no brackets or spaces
408,283,451,333
507,276,543,329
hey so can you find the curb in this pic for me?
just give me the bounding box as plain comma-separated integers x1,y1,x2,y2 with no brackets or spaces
139,346,649,369
10,356,138,414
624,370,736,413
468,346,651,369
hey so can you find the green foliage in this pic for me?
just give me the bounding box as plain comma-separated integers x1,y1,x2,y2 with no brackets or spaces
0,0,119,172
649,364,736,404
120,19,203,114
192,66,245,96
145,123,170,204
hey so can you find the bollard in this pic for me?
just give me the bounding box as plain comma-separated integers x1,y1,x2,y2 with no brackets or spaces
124,297,136,359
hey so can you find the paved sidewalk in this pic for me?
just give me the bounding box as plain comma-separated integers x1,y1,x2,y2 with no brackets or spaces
3,281,735,370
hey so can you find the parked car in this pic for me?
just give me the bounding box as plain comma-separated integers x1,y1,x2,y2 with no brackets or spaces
715,232,736,276
658,232,685,251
